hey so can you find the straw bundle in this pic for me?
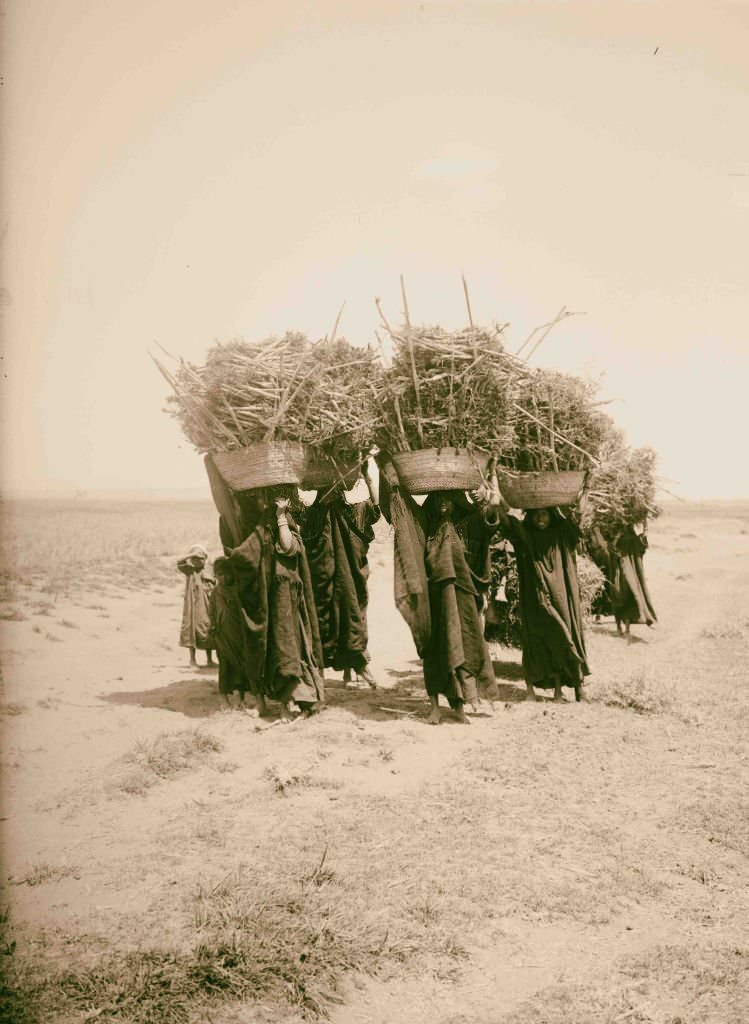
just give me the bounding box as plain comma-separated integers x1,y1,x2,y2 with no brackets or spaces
154,333,382,475
503,368,615,472
582,444,662,538
377,322,528,457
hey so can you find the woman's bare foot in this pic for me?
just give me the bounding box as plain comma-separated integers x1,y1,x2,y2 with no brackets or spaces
359,668,378,690
525,685,540,702
256,695,272,718
279,703,296,722
427,698,441,726
343,668,352,685
454,703,470,724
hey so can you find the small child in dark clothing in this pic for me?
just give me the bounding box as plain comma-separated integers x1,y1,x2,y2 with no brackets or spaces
209,557,250,709
177,544,215,667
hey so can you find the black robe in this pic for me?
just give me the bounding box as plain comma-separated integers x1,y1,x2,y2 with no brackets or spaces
208,580,248,695
381,483,499,704
229,520,325,707
612,528,657,627
503,511,590,689
584,525,615,618
302,497,380,673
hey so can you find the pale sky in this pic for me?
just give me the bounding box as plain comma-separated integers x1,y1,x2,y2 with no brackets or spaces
2,0,748,499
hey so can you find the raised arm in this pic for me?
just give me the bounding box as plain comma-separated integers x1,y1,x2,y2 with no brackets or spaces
274,497,295,554
376,457,400,525
576,470,592,520
362,456,379,507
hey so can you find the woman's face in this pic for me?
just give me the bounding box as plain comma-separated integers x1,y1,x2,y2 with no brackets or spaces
438,496,454,518
531,508,551,530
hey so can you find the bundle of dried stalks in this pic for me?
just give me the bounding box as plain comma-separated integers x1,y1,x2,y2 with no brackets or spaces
153,333,382,462
582,443,662,537
376,320,529,456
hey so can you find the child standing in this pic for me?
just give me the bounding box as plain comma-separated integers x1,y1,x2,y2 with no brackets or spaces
177,544,215,667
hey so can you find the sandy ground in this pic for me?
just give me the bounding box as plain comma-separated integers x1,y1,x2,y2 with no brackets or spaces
1,502,748,1022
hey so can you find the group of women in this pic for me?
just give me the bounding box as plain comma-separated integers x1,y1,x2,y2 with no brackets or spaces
177,458,656,723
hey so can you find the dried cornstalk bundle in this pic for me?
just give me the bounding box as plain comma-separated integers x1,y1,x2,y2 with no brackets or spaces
582,444,662,538
297,337,382,458
155,333,382,458
377,322,527,454
504,368,616,471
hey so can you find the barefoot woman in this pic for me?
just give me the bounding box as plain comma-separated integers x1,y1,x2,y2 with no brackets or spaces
379,461,500,725
495,480,591,702
301,459,381,688
229,488,325,718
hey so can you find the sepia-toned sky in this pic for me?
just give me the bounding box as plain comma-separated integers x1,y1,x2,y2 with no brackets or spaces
2,0,748,498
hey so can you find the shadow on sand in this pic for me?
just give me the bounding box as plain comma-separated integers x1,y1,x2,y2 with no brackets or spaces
101,658,530,724
590,624,649,644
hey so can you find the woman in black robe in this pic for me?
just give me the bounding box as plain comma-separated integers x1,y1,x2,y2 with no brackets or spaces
583,524,616,621
379,460,500,724
208,557,249,708
228,487,325,719
496,482,591,702
301,462,381,687
611,522,657,637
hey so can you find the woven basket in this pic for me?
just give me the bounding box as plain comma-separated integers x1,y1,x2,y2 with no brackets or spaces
391,448,487,494
210,442,306,491
301,454,361,491
497,470,585,510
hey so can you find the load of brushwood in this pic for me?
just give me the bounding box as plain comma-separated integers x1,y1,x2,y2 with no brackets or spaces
154,332,382,464
376,322,529,456
582,440,662,540
505,368,616,472
376,318,616,478
485,541,605,649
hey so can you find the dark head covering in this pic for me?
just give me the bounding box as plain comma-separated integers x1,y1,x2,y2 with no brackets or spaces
423,490,474,533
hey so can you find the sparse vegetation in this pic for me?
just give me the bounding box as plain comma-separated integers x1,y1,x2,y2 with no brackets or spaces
700,619,748,641
122,729,222,782
591,671,677,716
0,702,26,716
12,863,80,887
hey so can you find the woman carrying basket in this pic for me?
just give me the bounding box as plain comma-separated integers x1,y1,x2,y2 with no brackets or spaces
301,458,381,688
379,458,501,725
228,487,325,719
611,520,657,638
494,476,592,702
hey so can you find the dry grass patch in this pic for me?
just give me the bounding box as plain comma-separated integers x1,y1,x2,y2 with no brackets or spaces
11,862,80,887
0,606,26,621
263,764,344,796
700,619,749,641
0,702,26,717
591,671,679,717
494,944,749,1024
108,728,223,796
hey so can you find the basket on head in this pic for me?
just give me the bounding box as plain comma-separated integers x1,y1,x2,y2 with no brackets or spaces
497,470,585,510
391,448,487,494
210,441,306,492
301,451,361,491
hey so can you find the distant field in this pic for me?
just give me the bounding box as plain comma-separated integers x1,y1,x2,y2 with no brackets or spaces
1,499,221,594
